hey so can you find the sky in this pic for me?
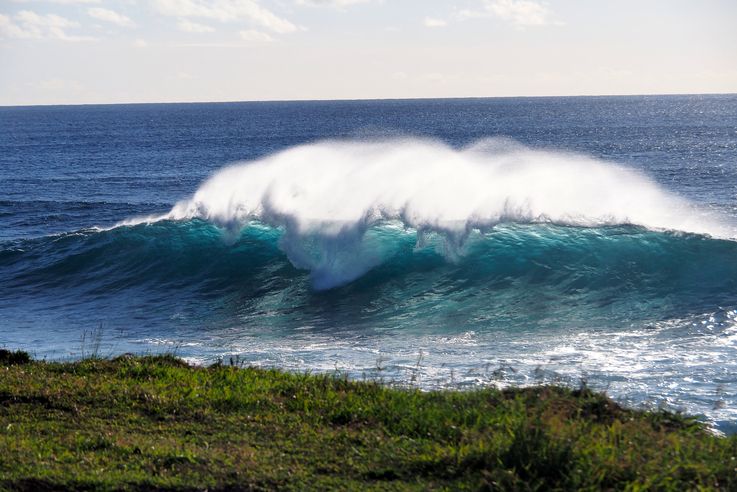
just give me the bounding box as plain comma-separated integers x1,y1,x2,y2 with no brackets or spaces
1,0,736,105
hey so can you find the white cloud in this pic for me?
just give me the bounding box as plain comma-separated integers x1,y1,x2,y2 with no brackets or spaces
0,15,28,39
133,38,147,47
296,0,372,7
11,0,101,4
0,10,95,41
153,0,297,33
87,8,135,28
177,18,215,33
238,29,273,42
459,0,557,27
423,17,447,28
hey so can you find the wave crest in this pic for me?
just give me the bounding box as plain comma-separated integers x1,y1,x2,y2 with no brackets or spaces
120,138,735,288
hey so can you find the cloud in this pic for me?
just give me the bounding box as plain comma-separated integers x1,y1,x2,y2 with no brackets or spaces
87,8,135,28
458,0,558,27
153,0,297,33
0,15,27,39
177,18,215,32
11,0,101,4
296,0,373,7
132,38,147,47
238,29,273,42
0,10,95,41
423,17,447,28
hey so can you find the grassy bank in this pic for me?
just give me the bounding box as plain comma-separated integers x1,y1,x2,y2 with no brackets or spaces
0,350,735,491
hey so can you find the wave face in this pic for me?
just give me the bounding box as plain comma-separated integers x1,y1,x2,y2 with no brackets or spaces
3,219,737,325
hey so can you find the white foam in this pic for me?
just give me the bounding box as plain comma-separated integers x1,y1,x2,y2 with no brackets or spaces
120,137,735,288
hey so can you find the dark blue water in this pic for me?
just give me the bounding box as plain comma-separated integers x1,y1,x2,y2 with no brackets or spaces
2,95,737,431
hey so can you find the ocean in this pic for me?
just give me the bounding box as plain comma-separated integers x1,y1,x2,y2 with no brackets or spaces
1,95,736,432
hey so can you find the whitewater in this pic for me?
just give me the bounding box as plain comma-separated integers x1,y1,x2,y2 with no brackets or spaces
121,138,735,289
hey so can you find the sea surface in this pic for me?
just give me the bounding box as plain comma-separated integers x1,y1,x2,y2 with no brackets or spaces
2,95,737,432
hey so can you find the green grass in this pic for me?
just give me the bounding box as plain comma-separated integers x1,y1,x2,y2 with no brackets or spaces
0,353,735,491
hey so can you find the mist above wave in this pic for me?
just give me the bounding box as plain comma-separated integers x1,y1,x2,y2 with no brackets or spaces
121,138,734,288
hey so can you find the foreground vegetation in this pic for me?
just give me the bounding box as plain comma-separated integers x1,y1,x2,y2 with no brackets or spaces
0,349,735,491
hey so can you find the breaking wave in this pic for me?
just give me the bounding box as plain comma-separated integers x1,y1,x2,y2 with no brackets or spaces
112,137,735,289
2,137,736,316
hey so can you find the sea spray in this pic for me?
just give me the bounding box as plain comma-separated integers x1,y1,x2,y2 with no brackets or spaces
120,138,735,288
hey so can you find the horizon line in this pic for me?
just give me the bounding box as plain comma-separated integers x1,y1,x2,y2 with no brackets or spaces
1,91,736,109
